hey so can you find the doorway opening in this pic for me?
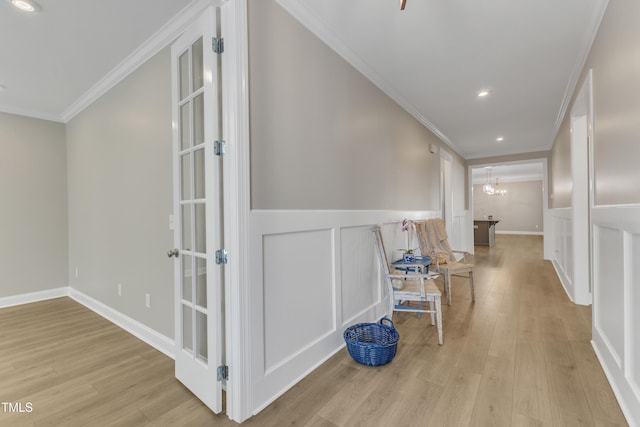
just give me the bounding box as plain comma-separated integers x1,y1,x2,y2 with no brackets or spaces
468,159,549,254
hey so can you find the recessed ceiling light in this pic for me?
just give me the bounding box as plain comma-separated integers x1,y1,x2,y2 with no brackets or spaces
10,0,40,12
477,90,489,98
496,137,504,142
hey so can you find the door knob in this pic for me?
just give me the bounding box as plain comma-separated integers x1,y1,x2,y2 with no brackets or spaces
167,249,179,258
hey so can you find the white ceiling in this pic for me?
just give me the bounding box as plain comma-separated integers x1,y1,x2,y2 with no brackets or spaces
276,0,608,159
1,0,608,160
0,0,193,121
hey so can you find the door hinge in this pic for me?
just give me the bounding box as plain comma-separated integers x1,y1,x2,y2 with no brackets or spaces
212,37,224,54
215,249,228,265
214,140,226,156
217,365,228,381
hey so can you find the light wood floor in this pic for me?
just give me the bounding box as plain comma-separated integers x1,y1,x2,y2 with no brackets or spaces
0,235,628,426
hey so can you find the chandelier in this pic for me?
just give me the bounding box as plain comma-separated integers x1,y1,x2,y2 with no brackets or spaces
482,168,494,194
482,169,507,196
492,178,507,196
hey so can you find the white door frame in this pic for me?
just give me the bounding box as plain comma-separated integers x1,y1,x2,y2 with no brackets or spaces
165,0,251,422
218,0,251,422
569,69,594,305
440,149,453,239
467,158,550,254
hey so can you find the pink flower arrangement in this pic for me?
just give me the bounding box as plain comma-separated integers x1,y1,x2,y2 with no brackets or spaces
401,218,416,253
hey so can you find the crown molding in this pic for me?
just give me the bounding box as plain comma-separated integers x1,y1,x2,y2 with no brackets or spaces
274,0,465,159
551,0,609,143
61,0,214,123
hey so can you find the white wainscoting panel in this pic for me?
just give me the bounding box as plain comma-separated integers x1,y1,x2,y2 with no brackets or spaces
340,226,381,324
262,229,336,373
593,225,625,368
630,233,640,401
549,208,574,301
452,212,471,253
249,210,438,414
590,205,640,426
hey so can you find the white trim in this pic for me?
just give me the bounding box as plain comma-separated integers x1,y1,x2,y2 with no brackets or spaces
0,287,68,308
592,338,634,426
273,0,463,159
495,231,544,236
468,158,550,257
464,145,552,160
0,287,176,359
552,259,575,303
548,207,574,301
60,0,214,122
68,288,175,359
220,0,252,422
569,73,593,306
551,0,609,143
589,204,640,427
471,176,543,185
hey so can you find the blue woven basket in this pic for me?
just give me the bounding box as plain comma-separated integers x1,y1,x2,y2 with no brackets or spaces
343,318,400,366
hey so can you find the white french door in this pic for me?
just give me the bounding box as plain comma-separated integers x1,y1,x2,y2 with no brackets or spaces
170,7,224,414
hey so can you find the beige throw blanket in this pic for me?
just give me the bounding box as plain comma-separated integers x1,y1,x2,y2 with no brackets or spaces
416,218,455,264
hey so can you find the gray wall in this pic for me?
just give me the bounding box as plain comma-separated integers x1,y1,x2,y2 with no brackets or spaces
550,119,572,208
66,47,174,338
0,113,68,298
248,0,447,211
551,0,640,207
473,181,544,233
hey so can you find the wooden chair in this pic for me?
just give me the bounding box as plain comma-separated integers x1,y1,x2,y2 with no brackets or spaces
373,227,443,345
415,218,474,305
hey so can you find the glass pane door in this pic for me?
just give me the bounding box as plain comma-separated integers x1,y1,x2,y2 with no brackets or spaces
171,6,222,414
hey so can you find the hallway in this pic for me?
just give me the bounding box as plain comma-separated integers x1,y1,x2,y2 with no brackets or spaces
249,234,627,426
0,235,628,426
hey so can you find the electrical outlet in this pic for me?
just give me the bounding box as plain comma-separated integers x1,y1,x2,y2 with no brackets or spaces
75,267,79,279
145,293,151,308
117,283,122,297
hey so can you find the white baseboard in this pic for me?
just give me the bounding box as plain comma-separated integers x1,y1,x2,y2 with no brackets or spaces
68,289,175,359
0,287,69,308
551,259,574,303
0,287,175,360
495,230,544,236
591,337,635,426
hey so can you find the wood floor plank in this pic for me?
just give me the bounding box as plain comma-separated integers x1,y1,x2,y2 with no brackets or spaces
304,414,339,427
512,341,553,425
570,341,627,426
543,341,596,426
425,369,482,426
488,311,519,361
316,358,394,425
0,235,629,426
469,355,515,427
511,413,549,427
